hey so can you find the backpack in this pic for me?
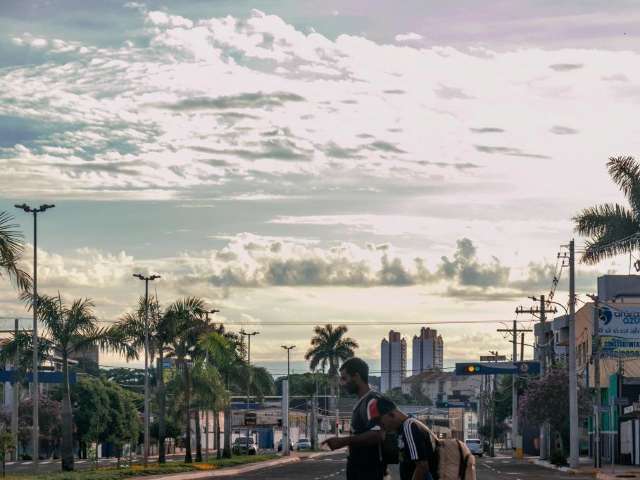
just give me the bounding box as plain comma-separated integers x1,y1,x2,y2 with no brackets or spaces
431,436,476,480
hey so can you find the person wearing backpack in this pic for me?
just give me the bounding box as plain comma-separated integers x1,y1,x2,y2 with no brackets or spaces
369,397,436,480
322,357,387,480
372,397,476,480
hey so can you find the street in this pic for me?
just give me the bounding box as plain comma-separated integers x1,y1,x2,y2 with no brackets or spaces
235,453,595,479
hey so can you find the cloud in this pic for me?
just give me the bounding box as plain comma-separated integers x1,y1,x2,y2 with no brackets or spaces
470,127,505,134
0,7,637,202
474,145,550,159
549,63,583,71
550,125,579,135
435,84,474,100
155,92,306,111
395,32,423,43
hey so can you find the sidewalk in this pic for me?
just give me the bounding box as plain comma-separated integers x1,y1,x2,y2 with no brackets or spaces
528,456,640,479
596,466,640,480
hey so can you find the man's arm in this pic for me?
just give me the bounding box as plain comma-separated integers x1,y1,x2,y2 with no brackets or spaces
412,460,430,480
322,430,384,450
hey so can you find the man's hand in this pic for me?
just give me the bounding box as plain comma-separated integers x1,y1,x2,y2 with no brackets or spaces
322,437,348,450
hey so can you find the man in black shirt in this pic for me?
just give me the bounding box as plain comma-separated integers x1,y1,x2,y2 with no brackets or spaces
322,358,386,480
372,397,436,480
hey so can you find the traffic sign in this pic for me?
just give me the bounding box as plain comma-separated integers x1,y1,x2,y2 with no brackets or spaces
455,361,540,376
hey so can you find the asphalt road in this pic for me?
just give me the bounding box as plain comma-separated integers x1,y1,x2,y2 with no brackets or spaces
236,453,597,479
476,456,594,480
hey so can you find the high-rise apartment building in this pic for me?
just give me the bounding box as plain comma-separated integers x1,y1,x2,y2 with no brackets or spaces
412,327,443,374
381,330,407,392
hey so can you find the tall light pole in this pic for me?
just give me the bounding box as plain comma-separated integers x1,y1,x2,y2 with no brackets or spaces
281,345,295,379
15,203,54,470
204,308,219,461
133,273,161,466
240,330,259,447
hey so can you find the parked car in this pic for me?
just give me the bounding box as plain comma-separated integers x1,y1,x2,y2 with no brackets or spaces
296,438,312,451
465,438,483,457
233,437,258,455
278,438,294,452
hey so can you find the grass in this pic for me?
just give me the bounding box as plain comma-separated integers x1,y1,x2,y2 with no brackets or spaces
1,454,279,480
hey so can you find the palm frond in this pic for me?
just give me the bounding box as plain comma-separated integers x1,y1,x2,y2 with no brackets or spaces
0,212,32,292
608,156,640,216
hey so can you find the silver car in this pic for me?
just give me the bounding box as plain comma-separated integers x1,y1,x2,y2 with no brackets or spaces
465,438,483,457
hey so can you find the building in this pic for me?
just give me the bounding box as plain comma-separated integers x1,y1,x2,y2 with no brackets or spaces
412,327,443,374
533,275,640,464
401,370,481,406
381,330,407,392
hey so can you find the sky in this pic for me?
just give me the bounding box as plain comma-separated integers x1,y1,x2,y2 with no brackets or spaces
0,0,639,377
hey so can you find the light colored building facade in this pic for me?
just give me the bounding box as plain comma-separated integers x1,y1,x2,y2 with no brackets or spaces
381,330,407,392
412,327,443,374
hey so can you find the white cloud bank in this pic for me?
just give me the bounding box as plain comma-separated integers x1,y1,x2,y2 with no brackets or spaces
0,8,637,203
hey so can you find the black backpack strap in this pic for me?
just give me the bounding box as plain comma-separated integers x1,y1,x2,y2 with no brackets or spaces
457,441,468,480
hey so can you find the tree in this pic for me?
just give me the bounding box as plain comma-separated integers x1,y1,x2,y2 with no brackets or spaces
199,331,243,458
110,295,173,462
30,293,135,471
574,156,640,263
0,211,31,291
72,377,110,460
0,430,15,477
18,396,61,460
305,324,358,412
163,297,207,463
100,380,141,466
519,367,591,463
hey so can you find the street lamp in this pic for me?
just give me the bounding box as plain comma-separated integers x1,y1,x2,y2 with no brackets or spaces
281,345,295,379
530,296,568,316
203,308,219,462
133,273,160,466
14,203,55,471
280,345,295,455
240,330,259,447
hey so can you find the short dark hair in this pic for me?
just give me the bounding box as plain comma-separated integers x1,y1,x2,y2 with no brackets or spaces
340,357,369,383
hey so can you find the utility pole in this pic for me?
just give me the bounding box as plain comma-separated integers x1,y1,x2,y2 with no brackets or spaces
568,240,579,468
487,350,500,458
15,202,55,472
240,330,259,448
498,322,532,458
588,293,601,468
133,273,161,466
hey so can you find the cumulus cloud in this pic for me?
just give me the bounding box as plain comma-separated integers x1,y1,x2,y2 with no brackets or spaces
395,32,423,42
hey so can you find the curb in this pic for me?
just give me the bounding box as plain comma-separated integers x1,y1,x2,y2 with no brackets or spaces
528,458,595,476
596,472,640,480
128,456,301,479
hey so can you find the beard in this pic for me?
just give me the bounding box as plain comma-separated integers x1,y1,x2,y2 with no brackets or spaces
341,381,358,395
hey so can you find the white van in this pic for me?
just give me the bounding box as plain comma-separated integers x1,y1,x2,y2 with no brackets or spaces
465,438,483,457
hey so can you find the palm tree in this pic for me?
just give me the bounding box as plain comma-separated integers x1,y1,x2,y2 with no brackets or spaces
0,211,31,291
305,324,358,411
31,293,134,471
191,356,227,462
110,295,175,463
199,331,243,458
164,297,207,463
574,156,640,263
